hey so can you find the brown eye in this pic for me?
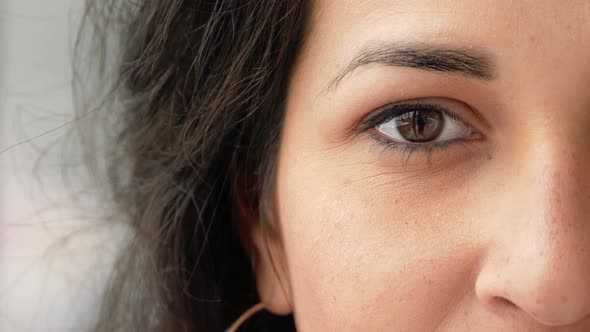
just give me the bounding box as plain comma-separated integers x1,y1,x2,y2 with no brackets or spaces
372,103,476,144
395,110,444,142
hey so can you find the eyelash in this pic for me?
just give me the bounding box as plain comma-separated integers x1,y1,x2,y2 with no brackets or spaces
358,102,477,166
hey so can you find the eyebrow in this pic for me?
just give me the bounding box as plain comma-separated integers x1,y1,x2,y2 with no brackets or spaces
322,42,495,95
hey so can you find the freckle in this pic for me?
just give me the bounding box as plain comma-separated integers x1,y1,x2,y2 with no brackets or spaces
561,295,569,303
529,35,536,42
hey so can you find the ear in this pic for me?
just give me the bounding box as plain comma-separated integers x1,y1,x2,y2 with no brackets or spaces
233,175,293,315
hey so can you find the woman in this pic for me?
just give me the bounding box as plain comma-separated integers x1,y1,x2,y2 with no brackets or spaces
82,0,590,331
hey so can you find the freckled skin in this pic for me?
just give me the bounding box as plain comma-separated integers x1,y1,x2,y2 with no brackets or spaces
253,1,590,331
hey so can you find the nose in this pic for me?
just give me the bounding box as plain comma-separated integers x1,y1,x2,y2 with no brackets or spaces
475,144,590,327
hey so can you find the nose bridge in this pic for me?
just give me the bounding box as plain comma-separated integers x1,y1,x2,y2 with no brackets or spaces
511,101,590,227
476,129,590,326
537,139,587,234
530,141,590,286
515,136,590,281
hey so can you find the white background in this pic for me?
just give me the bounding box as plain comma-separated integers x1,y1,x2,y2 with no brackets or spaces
1,1,122,331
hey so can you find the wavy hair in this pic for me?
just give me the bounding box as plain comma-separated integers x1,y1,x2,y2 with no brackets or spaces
76,1,309,330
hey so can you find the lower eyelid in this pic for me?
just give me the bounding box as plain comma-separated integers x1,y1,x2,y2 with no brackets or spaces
362,122,488,168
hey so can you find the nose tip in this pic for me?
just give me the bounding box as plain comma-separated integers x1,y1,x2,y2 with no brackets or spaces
475,246,590,327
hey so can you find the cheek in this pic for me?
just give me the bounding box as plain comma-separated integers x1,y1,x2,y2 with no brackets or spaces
275,152,483,331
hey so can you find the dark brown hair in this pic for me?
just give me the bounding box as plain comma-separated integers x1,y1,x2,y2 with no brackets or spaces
76,1,309,331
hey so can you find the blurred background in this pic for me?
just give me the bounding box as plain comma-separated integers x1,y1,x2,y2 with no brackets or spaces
1,1,122,331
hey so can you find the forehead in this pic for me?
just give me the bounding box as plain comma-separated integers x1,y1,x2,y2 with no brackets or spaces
310,0,590,37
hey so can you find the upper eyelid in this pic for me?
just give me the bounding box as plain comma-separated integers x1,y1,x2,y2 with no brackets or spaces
360,101,472,131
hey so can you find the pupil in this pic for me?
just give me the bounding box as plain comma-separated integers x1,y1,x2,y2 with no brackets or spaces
416,112,426,135
397,109,443,142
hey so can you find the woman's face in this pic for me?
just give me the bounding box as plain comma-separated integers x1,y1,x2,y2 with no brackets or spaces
266,1,590,330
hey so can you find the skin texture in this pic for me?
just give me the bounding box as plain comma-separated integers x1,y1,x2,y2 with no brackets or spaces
249,1,590,331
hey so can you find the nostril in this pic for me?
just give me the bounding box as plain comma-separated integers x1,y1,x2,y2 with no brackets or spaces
492,296,517,309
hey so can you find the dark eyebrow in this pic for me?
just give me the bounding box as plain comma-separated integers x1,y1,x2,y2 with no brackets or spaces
322,42,495,95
